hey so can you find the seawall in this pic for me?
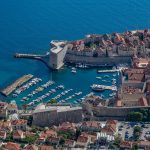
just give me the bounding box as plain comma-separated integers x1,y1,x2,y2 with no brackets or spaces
65,53,131,65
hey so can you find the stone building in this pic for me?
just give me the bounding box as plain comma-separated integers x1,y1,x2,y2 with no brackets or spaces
32,105,82,127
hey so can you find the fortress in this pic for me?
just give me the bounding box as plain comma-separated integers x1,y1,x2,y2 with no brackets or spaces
49,29,150,69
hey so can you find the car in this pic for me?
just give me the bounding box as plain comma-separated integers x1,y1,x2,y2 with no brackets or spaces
145,131,150,134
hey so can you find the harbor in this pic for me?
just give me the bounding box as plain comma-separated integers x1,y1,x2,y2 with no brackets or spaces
0,66,121,109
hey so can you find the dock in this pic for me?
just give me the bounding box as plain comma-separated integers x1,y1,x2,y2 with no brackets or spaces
1,74,33,96
97,69,120,73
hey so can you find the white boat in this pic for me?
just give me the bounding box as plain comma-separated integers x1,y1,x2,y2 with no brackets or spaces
91,84,117,91
96,77,102,80
71,69,77,73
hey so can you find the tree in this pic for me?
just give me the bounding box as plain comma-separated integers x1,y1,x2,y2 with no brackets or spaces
127,112,143,122
113,135,122,147
49,99,57,104
22,135,38,144
75,129,81,140
59,138,65,145
133,126,141,140
132,143,138,150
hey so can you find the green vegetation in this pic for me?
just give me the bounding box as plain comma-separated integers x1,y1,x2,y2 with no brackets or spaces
57,131,74,140
113,135,122,147
22,135,38,144
146,136,150,141
127,109,150,122
27,116,33,126
133,126,142,140
108,135,122,149
131,144,138,150
59,138,65,145
31,125,44,133
48,99,57,104
4,133,13,142
127,112,143,122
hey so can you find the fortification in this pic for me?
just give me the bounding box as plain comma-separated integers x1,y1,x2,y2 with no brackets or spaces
32,105,82,127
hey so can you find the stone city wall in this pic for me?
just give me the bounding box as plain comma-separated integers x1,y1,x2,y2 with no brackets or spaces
65,53,131,65
32,108,82,127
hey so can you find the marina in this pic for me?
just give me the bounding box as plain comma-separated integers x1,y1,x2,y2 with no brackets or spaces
0,66,121,109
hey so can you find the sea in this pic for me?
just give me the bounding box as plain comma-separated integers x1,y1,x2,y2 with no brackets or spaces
0,0,150,108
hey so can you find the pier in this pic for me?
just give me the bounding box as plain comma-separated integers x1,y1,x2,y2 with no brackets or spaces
15,53,49,58
1,74,33,96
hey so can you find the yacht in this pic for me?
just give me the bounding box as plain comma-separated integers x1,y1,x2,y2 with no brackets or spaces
91,84,107,91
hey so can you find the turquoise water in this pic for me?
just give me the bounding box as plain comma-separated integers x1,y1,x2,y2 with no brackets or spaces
0,0,150,107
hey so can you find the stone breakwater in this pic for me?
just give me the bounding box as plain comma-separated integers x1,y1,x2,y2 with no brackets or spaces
1,74,33,96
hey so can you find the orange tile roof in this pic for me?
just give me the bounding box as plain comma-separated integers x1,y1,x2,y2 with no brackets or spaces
40,145,51,150
82,121,101,128
13,130,23,138
0,130,6,137
24,144,37,150
65,139,75,145
120,141,132,148
11,119,27,126
4,142,20,150
77,135,88,143
138,97,148,106
106,120,118,125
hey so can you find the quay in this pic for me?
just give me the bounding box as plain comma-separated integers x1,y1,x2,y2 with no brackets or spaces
97,69,120,73
1,74,33,96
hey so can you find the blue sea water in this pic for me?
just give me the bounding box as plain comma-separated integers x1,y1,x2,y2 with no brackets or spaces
0,0,150,107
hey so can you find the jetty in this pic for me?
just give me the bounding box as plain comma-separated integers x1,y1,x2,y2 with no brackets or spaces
1,74,33,96
15,53,49,58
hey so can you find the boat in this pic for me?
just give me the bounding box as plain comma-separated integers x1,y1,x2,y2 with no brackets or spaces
104,75,109,78
96,77,102,80
91,84,117,91
71,69,77,73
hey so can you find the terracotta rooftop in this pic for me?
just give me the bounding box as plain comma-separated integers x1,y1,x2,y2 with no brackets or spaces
4,142,20,150
64,139,75,145
120,141,132,148
39,145,51,150
24,144,37,150
82,121,101,128
138,97,148,106
11,119,27,125
77,135,89,143
13,130,23,137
